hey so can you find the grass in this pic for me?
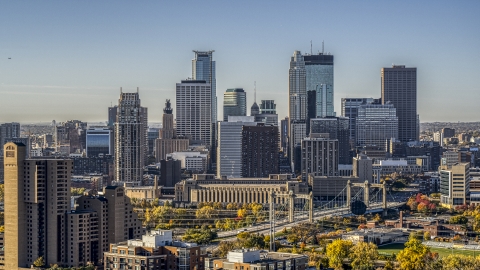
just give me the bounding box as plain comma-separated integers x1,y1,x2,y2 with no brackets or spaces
378,243,480,257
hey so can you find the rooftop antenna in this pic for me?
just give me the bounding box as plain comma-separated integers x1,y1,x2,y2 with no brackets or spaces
322,41,324,54
310,40,312,55
137,87,139,93
254,81,257,103
120,87,122,93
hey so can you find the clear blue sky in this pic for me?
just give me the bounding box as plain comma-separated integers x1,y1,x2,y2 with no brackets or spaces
1,1,479,123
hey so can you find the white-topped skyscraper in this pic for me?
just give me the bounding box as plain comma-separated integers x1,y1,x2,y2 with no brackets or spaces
114,88,148,186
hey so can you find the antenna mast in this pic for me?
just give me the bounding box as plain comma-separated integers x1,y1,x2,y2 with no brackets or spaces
322,41,324,54
254,81,257,103
310,40,312,55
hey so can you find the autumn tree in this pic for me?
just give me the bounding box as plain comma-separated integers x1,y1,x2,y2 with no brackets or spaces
349,241,378,270
396,233,434,270
33,256,44,267
326,239,353,270
441,254,480,270
195,205,217,219
424,231,431,241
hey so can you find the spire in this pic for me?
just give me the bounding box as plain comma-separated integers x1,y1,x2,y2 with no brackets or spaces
163,99,173,114
254,81,257,103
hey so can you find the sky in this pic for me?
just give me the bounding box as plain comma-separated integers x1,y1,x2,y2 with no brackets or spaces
0,1,479,124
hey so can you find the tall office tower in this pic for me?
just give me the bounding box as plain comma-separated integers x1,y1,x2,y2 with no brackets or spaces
310,117,350,164
192,50,216,124
108,106,118,127
381,65,418,142
54,120,87,155
192,51,217,166
355,101,398,151
155,99,189,162
241,124,279,177
114,89,148,186
256,100,278,126
217,116,257,178
176,80,212,146
341,98,375,146
4,142,72,268
86,127,113,157
301,133,338,180
288,51,307,167
304,52,334,118
223,88,247,121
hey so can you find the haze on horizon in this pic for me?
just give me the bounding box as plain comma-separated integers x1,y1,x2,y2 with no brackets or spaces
0,1,479,124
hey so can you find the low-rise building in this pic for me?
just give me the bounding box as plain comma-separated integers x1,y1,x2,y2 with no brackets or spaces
212,249,308,270
104,230,206,270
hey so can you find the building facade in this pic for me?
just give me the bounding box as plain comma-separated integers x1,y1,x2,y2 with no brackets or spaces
310,117,350,164
176,80,212,146
155,100,189,162
381,65,418,142
223,88,247,121
341,98,375,146
355,101,398,151
440,163,471,208
4,142,72,268
301,134,339,180
217,116,257,178
241,125,279,177
304,53,334,118
86,127,113,157
114,90,148,186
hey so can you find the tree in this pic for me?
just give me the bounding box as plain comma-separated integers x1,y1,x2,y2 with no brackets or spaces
349,241,378,270
326,239,353,270
441,254,480,270
287,234,298,244
424,231,431,241
237,208,247,218
214,240,238,257
396,233,433,270
0,184,4,203
195,206,217,219
449,215,468,224
33,256,45,267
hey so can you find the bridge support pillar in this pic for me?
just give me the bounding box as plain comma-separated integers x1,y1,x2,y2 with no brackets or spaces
309,192,313,222
364,181,370,208
346,180,351,208
382,183,388,217
289,192,294,223
269,192,275,252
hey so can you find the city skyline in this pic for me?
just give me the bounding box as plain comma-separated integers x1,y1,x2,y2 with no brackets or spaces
0,1,479,123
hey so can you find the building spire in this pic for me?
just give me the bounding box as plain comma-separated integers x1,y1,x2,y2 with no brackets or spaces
254,81,257,103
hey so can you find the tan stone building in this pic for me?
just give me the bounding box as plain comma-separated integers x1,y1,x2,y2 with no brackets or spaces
439,162,471,208
4,142,72,268
175,174,309,204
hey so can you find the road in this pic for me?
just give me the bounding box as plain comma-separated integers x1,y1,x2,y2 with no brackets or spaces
217,202,406,240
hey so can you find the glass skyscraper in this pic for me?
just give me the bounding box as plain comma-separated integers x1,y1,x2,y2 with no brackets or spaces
223,88,246,121
192,50,216,124
304,53,334,118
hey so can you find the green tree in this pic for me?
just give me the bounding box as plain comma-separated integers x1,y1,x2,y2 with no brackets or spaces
326,239,353,270
396,233,433,270
349,241,378,270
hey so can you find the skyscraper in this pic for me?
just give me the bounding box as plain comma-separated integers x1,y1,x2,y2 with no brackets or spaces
356,101,398,151
256,100,278,126
114,89,148,186
155,99,189,162
176,80,212,146
0,122,20,155
217,116,257,178
288,51,307,168
223,88,247,121
301,133,338,180
192,50,216,124
86,127,113,157
304,53,334,118
310,117,350,164
341,97,375,146
241,124,279,177
381,65,418,142
4,142,73,268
